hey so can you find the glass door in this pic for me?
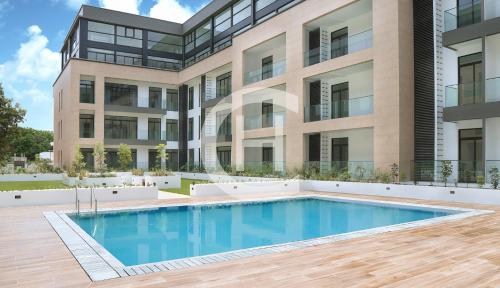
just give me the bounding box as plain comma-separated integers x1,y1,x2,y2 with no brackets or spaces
458,53,482,105
459,128,483,182
331,27,348,59
457,0,481,28
331,82,349,119
331,137,348,171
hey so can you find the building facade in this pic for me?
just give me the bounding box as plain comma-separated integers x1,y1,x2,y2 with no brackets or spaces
54,0,417,177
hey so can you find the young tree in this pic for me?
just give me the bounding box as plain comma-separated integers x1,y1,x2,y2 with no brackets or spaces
71,145,86,172
489,167,500,189
93,142,107,173
441,160,453,187
0,83,26,164
156,143,169,169
117,143,132,171
390,163,400,183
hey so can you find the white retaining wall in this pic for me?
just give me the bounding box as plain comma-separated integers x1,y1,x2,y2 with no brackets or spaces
0,173,64,182
191,180,300,197
175,172,285,183
144,175,181,189
0,186,158,208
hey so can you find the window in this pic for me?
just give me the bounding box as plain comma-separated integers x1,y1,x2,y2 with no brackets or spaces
105,83,138,106
262,102,273,128
331,27,348,59
185,32,195,53
216,111,231,138
233,0,251,25
148,149,158,170
195,21,211,47
331,137,348,170
147,56,181,70
214,36,232,52
88,21,115,44
458,0,481,28
148,31,182,54
188,149,195,166
458,53,483,105
104,116,137,139
262,147,273,163
215,8,231,36
87,48,114,63
70,27,79,57
262,56,273,80
256,0,276,11
166,89,179,111
148,118,161,140
459,128,483,182
81,148,94,170
216,72,232,98
217,147,231,168
116,26,143,48
107,149,137,169
188,118,194,141
331,82,349,119
149,87,162,108
116,51,142,66
188,87,194,110
79,114,94,138
166,119,178,141
80,80,94,103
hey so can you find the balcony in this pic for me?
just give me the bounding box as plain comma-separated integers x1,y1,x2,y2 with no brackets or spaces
303,0,372,67
444,1,481,32
304,95,373,122
244,111,285,130
243,34,286,86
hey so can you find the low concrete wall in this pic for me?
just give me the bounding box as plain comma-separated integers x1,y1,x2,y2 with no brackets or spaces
191,180,300,197
175,172,285,183
145,175,181,189
0,186,158,208
0,173,64,182
302,180,500,206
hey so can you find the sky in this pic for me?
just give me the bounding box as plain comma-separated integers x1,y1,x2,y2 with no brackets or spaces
0,0,207,131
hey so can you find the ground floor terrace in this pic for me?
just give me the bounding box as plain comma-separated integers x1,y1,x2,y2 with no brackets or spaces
1,192,500,287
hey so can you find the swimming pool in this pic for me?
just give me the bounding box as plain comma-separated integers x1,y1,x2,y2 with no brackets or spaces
69,196,461,267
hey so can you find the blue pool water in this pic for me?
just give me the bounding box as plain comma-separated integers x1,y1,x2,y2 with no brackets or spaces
70,198,457,266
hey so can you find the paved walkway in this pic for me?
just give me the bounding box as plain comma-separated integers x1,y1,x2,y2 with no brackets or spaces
157,191,190,199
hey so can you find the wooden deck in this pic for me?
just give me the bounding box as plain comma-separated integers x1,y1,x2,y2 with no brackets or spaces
1,192,500,287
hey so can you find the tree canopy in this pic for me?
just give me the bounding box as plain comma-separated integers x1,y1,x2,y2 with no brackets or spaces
0,83,26,164
8,127,53,160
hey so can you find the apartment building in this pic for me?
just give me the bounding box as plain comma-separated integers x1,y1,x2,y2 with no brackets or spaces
53,0,416,175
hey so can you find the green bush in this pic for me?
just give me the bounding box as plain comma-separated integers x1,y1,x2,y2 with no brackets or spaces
476,175,485,188
489,167,500,189
131,168,144,176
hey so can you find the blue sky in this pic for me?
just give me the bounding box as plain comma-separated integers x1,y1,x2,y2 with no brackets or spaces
0,0,206,131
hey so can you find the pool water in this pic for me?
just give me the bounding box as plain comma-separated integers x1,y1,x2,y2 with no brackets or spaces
70,198,456,266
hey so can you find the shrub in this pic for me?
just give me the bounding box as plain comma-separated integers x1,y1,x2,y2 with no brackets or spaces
67,166,77,177
88,172,116,178
390,163,399,183
489,167,500,189
93,142,107,173
375,169,391,184
72,145,86,173
476,175,485,188
131,168,144,176
117,144,133,171
440,160,453,186
337,170,351,182
150,169,172,176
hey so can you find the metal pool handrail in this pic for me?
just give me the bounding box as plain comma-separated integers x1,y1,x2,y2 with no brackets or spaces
75,187,80,215
90,187,98,214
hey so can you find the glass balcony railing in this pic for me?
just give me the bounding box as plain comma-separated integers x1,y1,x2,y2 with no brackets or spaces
243,161,286,175
411,160,485,184
304,95,373,122
445,82,483,107
244,111,286,130
244,59,286,85
485,77,500,103
304,29,372,67
303,161,374,180
137,129,166,141
444,7,458,32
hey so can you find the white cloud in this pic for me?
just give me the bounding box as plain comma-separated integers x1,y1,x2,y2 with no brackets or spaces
65,0,89,10
99,0,142,14
148,0,196,23
0,25,60,103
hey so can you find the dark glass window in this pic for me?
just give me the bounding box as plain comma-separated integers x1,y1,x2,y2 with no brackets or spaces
148,149,158,170
148,118,161,140
188,87,194,110
80,80,94,103
148,31,182,54
217,111,231,139
116,52,142,66
81,148,94,171
195,21,211,47
88,21,114,44
79,114,94,138
167,89,179,111
116,26,142,48
166,119,178,141
147,56,181,70
149,87,162,108
216,72,232,98
331,137,348,170
188,118,194,141
105,83,138,106
457,0,481,28
331,82,349,119
262,56,273,80
233,0,251,24
87,48,114,63
331,27,348,59
459,128,483,182
217,147,231,168
256,0,276,11
262,147,273,163
215,8,231,36
104,116,137,139
184,31,195,53
262,102,274,128
458,53,483,105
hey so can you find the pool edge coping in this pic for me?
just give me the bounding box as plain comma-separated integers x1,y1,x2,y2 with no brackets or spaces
44,194,494,281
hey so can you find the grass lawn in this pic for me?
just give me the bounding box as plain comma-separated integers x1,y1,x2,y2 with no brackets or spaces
161,179,211,196
0,181,69,191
